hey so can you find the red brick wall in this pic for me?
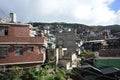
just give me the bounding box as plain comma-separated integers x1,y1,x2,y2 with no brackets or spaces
9,25,30,37
9,25,15,37
0,44,45,64
0,24,30,37
0,36,46,44
0,23,46,65
98,49,120,57
84,49,120,58
14,26,29,37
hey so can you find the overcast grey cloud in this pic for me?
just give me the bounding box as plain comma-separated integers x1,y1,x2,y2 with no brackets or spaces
0,0,120,25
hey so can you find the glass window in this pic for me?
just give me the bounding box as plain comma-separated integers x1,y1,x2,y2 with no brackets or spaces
27,47,34,52
0,27,8,36
0,47,8,56
15,46,23,56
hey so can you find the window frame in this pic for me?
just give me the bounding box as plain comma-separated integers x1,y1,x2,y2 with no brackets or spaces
0,26,9,36
27,46,34,53
0,47,8,57
15,46,23,56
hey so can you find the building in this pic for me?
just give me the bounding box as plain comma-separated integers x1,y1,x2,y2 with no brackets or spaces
106,38,120,49
113,32,120,37
56,28,77,55
83,40,107,51
0,23,47,71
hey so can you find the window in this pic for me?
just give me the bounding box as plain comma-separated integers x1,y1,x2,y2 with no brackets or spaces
0,47,8,57
62,48,67,56
0,27,8,36
27,47,34,52
39,46,45,54
15,46,23,56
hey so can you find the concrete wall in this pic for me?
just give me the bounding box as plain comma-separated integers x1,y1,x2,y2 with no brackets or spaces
56,31,77,53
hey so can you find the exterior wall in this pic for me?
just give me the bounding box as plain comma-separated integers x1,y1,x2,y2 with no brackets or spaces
106,38,120,49
14,26,29,37
10,24,30,37
0,23,47,67
47,49,56,61
56,31,77,54
0,36,46,44
98,49,120,57
0,24,30,37
0,44,45,65
84,49,120,58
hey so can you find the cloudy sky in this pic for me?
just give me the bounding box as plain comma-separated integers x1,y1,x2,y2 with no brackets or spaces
0,0,120,25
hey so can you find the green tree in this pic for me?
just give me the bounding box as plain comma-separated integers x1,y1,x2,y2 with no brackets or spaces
2,64,68,80
0,73,9,80
9,66,24,80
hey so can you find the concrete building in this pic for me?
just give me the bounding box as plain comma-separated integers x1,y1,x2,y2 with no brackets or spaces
0,23,47,71
56,29,77,55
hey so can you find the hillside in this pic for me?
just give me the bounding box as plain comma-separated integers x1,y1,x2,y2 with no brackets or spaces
28,22,91,30
28,22,120,33
97,25,120,33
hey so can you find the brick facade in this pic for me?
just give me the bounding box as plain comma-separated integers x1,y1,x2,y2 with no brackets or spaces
98,49,120,57
0,44,44,64
0,23,46,69
0,23,30,37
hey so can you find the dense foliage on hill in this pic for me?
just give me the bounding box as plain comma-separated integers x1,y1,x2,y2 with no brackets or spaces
103,25,120,33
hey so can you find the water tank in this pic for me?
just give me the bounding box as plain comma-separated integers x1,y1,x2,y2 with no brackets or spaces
9,13,17,23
